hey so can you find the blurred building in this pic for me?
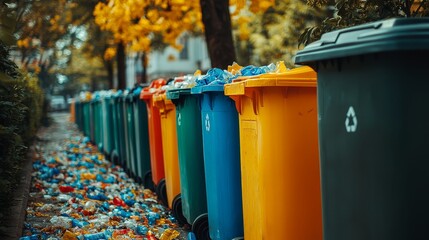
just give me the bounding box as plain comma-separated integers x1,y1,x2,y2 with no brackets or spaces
127,35,211,87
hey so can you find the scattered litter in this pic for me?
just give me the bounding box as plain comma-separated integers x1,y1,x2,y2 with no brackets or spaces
21,132,185,239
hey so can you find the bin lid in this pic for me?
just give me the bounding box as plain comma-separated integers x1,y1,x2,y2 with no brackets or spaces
224,66,316,96
103,92,112,99
132,86,143,97
123,86,141,102
153,91,175,112
152,91,165,104
295,18,429,65
190,85,224,94
165,88,191,100
113,90,123,98
140,79,166,100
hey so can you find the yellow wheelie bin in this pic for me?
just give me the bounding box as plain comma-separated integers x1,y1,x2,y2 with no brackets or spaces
152,89,186,224
224,66,322,240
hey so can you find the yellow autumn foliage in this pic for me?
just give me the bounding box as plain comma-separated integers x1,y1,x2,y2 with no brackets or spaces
104,47,117,60
93,0,273,60
240,0,315,67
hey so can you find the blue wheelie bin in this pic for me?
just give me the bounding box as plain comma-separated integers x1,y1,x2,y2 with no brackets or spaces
191,84,244,240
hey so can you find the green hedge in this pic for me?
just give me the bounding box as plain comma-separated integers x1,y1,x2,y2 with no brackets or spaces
0,63,44,217
0,4,44,223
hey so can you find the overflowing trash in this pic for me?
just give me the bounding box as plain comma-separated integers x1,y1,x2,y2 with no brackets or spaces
156,62,288,93
21,130,186,240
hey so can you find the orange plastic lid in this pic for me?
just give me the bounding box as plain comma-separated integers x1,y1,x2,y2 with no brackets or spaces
140,78,167,100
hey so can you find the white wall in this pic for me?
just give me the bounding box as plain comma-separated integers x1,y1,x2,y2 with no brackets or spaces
145,35,211,81
126,54,137,88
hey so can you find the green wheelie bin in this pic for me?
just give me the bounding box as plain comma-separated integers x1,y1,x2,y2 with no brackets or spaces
125,91,137,179
111,90,127,168
131,86,153,189
295,18,429,240
166,87,208,235
122,90,134,176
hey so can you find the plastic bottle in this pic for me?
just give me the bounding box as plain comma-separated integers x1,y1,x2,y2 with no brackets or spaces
19,234,40,240
79,232,106,240
71,218,89,228
50,216,72,228
59,185,74,193
136,225,148,235
112,196,126,207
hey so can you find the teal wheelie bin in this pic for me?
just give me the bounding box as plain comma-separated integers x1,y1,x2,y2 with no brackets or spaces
74,100,82,131
82,100,91,138
191,84,243,240
110,91,120,164
101,91,115,158
166,87,208,239
89,96,96,144
295,18,429,240
93,94,104,152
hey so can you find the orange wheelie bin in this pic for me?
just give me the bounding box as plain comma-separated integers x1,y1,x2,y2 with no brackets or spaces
152,89,186,224
69,98,75,122
140,79,167,200
224,66,322,240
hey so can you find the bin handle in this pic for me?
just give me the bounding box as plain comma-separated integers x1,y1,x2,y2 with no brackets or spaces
230,95,242,114
208,94,214,111
244,89,260,115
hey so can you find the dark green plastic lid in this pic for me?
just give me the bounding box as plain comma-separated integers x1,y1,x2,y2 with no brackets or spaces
166,88,191,100
295,18,429,65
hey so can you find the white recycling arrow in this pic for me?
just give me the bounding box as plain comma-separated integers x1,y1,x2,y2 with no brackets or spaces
177,113,182,126
345,106,358,133
205,114,210,132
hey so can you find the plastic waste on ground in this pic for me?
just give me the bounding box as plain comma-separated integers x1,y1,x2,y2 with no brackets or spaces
21,129,185,240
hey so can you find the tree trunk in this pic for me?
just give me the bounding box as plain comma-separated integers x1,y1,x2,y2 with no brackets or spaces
116,42,126,89
141,52,147,83
105,59,114,89
200,0,236,69
91,76,97,92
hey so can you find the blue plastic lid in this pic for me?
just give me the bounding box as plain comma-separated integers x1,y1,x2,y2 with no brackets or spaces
191,85,224,94
133,86,143,96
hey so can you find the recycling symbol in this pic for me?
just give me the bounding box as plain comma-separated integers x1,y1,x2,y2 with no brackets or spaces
205,114,210,132
177,113,182,126
345,106,358,133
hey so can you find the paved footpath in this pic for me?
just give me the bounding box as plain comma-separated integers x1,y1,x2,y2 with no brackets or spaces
19,112,188,240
